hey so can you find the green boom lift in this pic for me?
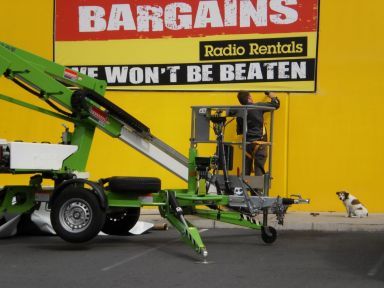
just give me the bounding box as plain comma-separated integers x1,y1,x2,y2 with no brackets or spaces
0,42,308,260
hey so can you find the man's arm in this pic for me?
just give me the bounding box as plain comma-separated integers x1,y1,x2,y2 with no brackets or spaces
255,92,280,110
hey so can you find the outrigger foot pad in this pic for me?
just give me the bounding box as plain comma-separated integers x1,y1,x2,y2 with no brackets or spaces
195,249,213,264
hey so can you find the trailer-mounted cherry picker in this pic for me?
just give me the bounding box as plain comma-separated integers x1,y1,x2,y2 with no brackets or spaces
0,42,309,260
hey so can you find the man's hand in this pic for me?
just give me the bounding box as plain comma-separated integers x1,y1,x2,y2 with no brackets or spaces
265,91,277,99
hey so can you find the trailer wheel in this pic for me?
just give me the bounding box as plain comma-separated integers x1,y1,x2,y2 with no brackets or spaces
50,187,106,243
101,207,140,235
261,226,277,244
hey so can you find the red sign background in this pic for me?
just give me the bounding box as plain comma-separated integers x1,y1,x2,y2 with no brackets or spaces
56,0,318,41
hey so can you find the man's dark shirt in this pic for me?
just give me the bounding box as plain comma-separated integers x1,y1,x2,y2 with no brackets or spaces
236,98,280,142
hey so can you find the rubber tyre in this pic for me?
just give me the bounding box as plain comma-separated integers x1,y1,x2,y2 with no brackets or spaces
101,207,141,235
261,226,277,244
50,187,106,243
106,177,161,194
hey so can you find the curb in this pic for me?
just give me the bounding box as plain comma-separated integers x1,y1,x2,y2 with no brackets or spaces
140,210,384,232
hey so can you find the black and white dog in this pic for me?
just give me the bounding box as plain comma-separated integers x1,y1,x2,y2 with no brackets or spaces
336,191,368,218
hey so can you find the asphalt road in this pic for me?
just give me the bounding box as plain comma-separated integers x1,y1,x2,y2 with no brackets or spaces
0,229,383,288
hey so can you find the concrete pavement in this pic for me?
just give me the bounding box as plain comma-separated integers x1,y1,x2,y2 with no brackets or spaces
2,230,384,287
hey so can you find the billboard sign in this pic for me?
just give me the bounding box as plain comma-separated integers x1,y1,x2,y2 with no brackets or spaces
54,0,319,91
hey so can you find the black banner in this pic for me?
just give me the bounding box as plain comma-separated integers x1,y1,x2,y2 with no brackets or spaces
70,58,315,87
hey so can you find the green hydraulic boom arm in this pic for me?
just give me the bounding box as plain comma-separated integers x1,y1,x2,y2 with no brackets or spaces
0,42,188,178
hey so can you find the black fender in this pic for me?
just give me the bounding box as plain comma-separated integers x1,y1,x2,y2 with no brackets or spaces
49,179,108,210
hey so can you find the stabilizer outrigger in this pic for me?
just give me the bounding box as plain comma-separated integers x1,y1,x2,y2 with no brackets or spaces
0,42,309,260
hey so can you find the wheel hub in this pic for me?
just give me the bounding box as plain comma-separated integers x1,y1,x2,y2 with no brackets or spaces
60,199,92,233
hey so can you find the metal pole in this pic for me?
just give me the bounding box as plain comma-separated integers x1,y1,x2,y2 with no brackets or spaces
242,108,248,178
190,107,196,146
268,110,274,193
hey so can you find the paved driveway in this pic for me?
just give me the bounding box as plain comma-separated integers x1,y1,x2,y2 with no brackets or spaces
0,229,383,288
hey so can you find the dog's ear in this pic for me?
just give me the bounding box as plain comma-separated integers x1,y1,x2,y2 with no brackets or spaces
337,191,349,196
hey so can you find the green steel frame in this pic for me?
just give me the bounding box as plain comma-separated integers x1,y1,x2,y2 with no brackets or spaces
0,42,308,259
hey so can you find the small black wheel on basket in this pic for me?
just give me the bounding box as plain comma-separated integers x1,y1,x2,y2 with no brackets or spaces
102,207,141,235
50,186,106,243
261,226,277,244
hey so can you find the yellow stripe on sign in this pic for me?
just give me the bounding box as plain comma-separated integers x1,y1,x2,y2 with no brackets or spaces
55,32,318,65
103,81,316,92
